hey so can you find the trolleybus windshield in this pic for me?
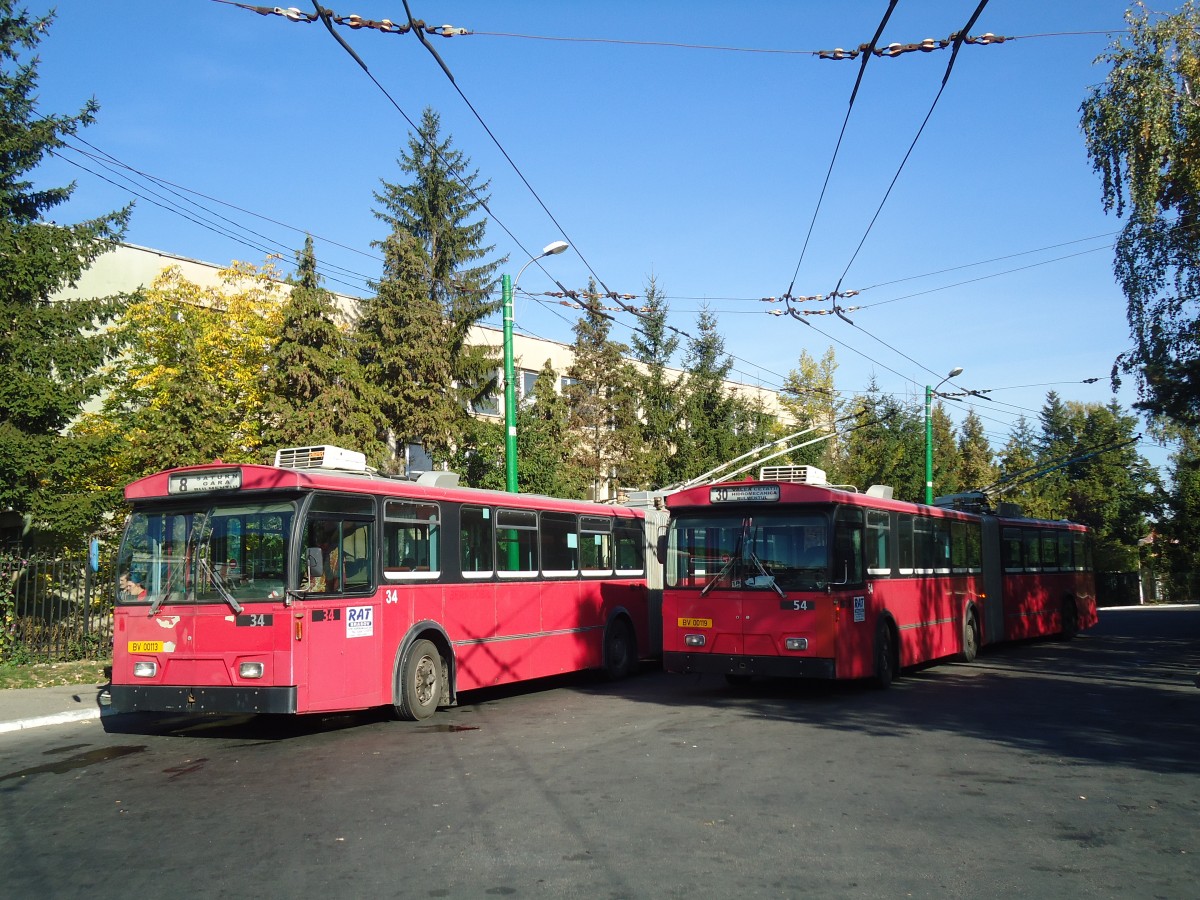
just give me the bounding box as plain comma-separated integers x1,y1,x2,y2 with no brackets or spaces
667,510,830,593
115,500,295,607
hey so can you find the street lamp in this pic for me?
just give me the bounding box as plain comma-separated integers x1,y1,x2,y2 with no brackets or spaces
925,365,963,504
503,240,570,492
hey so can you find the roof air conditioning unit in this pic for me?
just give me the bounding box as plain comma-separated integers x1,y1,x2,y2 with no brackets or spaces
759,465,827,485
275,445,368,473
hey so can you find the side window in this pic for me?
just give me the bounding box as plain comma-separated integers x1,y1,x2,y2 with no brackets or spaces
1073,532,1088,571
460,505,493,577
1057,531,1072,570
966,522,982,571
541,511,578,575
496,508,538,575
615,519,645,574
1041,532,1058,570
866,510,890,576
833,507,864,586
932,519,951,573
384,500,440,579
951,520,967,572
913,517,935,573
897,514,914,574
1002,527,1022,570
580,516,613,573
1023,529,1042,572
300,494,374,595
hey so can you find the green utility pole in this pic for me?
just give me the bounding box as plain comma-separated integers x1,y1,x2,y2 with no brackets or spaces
503,272,518,493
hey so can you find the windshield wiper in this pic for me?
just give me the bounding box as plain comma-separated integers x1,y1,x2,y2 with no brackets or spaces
747,549,787,598
701,517,749,597
200,557,243,614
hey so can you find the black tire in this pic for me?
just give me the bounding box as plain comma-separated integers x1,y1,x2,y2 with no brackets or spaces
960,607,980,663
1058,597,1079,641
603,617,637,680
395,638,444,721
873,619,896,689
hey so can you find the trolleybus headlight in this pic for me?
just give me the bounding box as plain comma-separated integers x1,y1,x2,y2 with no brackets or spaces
132,661,157,678
239,662,265,679
684,634,706,647
785,638,809,651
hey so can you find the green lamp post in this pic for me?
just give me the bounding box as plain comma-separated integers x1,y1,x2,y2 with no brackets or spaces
503,240,570,492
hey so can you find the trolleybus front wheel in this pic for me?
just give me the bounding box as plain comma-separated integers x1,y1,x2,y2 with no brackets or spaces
396,638,445,721
873,619,897,689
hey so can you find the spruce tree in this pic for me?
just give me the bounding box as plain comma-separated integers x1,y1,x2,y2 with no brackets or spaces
517,361,588,498
368,107,502,464
627,274,680,488
564,283,638,499
0,4,131,545
358,230,458,466
671,306,740,484
261,237,380,460
996,416,1041,514
957,409,997,492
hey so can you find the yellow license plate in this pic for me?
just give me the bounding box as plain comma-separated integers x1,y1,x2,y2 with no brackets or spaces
128,641,163,653
678,617,712,628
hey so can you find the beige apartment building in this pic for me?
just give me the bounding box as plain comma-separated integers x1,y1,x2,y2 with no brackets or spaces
62,243,788,424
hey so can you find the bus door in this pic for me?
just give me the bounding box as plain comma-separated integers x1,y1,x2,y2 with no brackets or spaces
296,497,381,712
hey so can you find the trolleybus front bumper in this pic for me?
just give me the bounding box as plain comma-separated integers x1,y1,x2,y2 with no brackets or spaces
109,685,297,715
664,651,835,680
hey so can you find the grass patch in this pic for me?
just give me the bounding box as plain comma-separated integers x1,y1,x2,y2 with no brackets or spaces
0,659,111,690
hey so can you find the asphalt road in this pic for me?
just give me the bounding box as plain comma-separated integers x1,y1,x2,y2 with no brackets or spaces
1,606,1196,899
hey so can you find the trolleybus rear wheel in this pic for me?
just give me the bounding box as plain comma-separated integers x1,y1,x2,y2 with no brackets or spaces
1058,597,1079,641
603,617,636,680
960,607,980,663
396,638,443,721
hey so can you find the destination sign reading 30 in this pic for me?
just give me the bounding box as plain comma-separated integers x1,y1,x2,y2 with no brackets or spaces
709,484,781,504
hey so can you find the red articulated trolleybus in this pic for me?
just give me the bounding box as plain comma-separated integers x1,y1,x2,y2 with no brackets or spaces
661,466,1098,687
109,446,664,720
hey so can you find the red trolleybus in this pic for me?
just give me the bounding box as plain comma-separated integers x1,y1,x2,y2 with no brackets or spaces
110,446,663,720
662,470,1097,687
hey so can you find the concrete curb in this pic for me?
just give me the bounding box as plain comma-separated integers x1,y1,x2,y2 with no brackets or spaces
0,707,104,734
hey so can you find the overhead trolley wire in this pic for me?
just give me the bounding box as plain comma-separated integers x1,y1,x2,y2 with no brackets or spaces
825,0,992,310
779,0,899,308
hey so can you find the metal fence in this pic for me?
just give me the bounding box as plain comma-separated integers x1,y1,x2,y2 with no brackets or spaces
1,554,114,663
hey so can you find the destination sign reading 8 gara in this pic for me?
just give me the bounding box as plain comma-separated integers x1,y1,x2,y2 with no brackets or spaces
167,470,242,494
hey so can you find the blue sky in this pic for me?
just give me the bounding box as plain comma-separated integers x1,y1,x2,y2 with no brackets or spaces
30,1,1167,471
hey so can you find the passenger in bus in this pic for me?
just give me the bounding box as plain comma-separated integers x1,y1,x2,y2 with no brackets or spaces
119,571,147,601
